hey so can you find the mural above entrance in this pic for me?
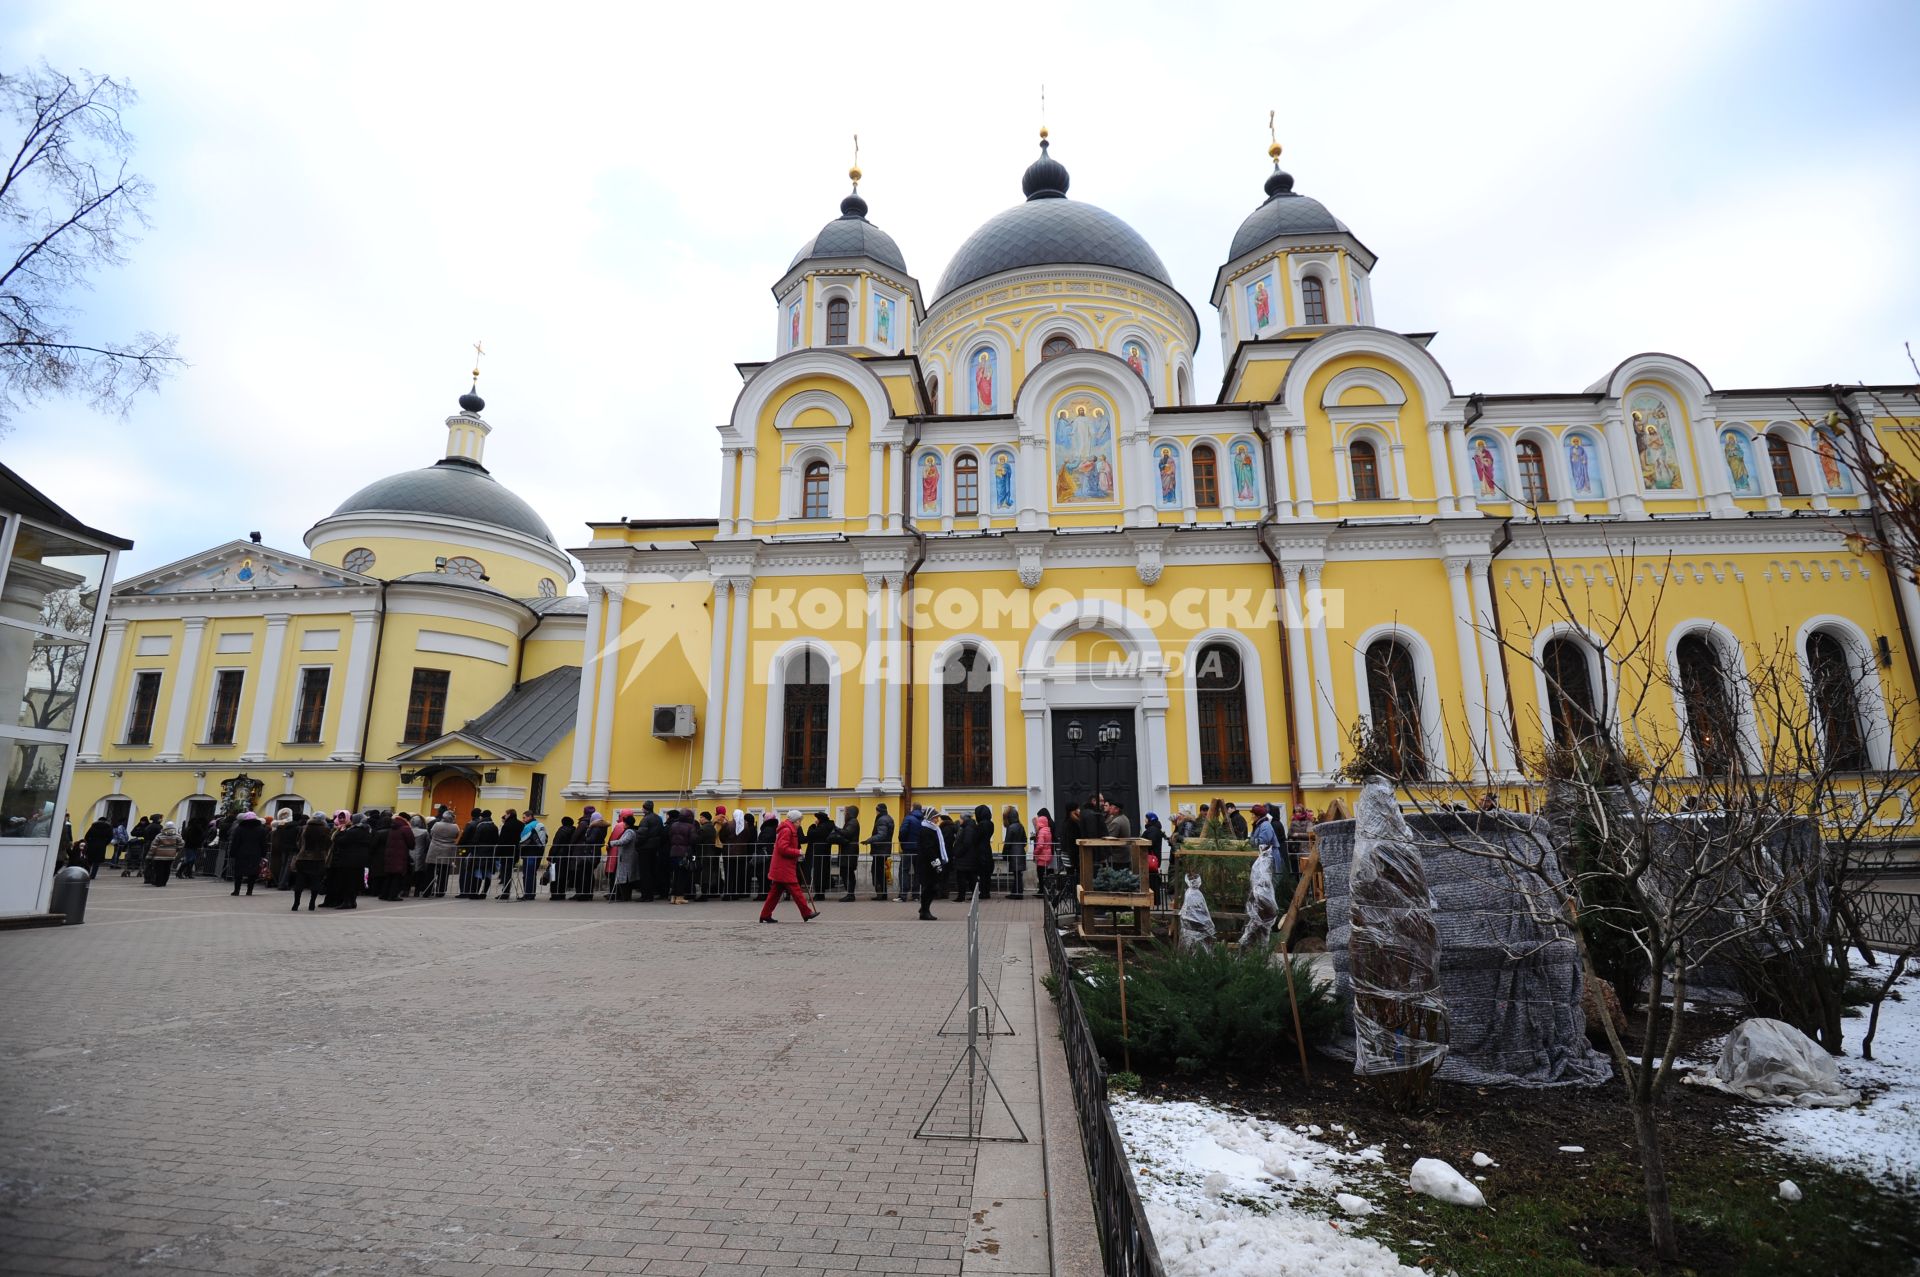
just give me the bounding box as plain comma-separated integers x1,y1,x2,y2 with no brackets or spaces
1049,392,1119,506
1630,392,1683,491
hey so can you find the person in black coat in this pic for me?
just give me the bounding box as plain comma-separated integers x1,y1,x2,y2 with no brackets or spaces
866,802,894,901
548,816,577,900
634,801,666,902
805,812,835,897
914,806,944,921
227,811,269,896
1001,806,1028,901
83,816,113,879
666,808,697,904
471,810,501,898
325,815,373,909
753,810,777,896
496,810,525,901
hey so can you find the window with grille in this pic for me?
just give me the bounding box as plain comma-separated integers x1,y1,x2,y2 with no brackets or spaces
954,454,980,516
404,668,450,745
826,297,849,345
943,646,993,786
1676,634,1738,772
1543,636,1600,743
927,374,939,409
1364,639,1426,781
1350,440,1381,500
294,667,330,744
781,649,830,787
1041,333,1076,360
1195,643,1251,784
802,460,831,518
1767,433,1799,495
1192,444,1219,508
1518,441,1550,503
207,670,244,745
443,556,484,580
1302,276,1327,324
124,670,161,745
528,772,548,816
1807,631,1868,769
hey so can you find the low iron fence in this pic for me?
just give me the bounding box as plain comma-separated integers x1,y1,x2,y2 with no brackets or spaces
1040,899,1165,1277
1853,889,1920,954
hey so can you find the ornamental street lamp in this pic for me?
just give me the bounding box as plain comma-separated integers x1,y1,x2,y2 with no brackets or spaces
1065,717,1125,799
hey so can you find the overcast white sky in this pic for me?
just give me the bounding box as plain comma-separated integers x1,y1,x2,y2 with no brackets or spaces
5,0,1917,581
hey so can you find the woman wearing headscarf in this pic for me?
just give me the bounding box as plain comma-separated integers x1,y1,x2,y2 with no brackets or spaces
759,809,819,923
291,814,331,911
410,813,431,896
1001,805,1028,901
574,810,607,900
752,809,777,898
145,821,183,886
833,804,861,904
805,811,835,898
227,811,269,897
425,807,461,897
382,812,415,900
610,813,640,902
269,809,300,889
324,813,373,909
692,810,717,900
1032,809,1055,901
666,808,697,904
546,815,577,900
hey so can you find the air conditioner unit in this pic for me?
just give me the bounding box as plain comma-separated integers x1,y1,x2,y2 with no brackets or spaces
651,704,696,738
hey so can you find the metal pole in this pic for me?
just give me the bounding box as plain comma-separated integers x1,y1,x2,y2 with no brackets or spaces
1114,934,1131,1076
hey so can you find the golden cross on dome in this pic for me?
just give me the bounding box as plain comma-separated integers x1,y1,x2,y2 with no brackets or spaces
1268,110,1282,161
470,339,485,386
850,133,860,189
1040,84,1048,139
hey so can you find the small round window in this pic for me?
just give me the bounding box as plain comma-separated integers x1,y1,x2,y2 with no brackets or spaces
443,556,485,580
342,547,376,573
538,578,557,598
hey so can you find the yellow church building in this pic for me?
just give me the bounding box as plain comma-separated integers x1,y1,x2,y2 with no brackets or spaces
68,132,1920,839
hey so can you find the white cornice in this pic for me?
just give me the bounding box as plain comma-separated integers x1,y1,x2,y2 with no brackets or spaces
922,264,1201,350
304,511,578,583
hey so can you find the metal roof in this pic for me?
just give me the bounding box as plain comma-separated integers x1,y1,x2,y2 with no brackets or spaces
330,458,558,546
789,196,910,275
935,198,1172,300
1227,189,1349,261
461,665,581,760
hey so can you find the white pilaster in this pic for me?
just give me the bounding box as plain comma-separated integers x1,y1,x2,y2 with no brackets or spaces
1269,427,1294,519
1281,566,1320,778
1305,564,1340,776
1141,703,1172,819
241,613,290,761
882,573,904,788
720,575,754,792
567,586,604,791
1694,414,1738,515
330,610,380,762
736,447,759,538
588,585,624,792
78,619,128,760
1605,415,1646,517
1444,557,1489,778
867,444,884,533
1291,427,1315,519
1896,566,1920,681
718,447,739,537
1470,558,1517,773
1449,423,1479,515
696,580,730,793
1023,707,1046,815
885,445,903,533
858,573,882,791
157,618,207,761
1390,441,1411,504
1428,421,1457,514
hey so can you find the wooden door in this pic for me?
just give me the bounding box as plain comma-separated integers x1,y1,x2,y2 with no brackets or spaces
431,776,478,822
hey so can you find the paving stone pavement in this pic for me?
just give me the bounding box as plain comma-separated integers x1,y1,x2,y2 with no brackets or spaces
0,875,1060,1276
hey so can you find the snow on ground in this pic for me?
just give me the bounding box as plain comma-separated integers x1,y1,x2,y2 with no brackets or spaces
1111,1097,1420,1277
1744,974,1920,1192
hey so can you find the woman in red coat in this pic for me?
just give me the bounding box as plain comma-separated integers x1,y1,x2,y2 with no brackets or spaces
759,809,820,924
381,813,415,901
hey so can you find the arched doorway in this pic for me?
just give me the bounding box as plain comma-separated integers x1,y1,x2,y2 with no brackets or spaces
431,775,477,822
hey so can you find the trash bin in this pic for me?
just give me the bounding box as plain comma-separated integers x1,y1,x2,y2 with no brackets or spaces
50,865,90,925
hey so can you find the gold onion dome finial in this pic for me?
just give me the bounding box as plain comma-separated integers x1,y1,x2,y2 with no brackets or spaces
459,339,485,413
840,133,869,218
1264,110,1294,199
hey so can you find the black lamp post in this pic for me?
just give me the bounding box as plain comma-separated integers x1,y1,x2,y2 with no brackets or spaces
1065,717,1125,800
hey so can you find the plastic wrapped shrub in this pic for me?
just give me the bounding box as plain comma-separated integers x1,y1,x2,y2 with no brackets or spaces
1178,873,1215,951
1346,777,1450,1105
1239,849,1279,950
1321,797,1611,1088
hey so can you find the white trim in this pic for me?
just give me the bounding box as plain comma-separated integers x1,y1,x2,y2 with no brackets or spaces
202,666,247,746
1664,621,1761,774
1321,366,1408,409
1793,615,1893,770
761,638,842,790
785,442,845,520
415,628,512,666
1024,315,1096,369
1019,596,1171,819
1180,630,1272,786
286,664,333,745
724,349,900,451
305,512,576,585
1338,425,1396,500
1349,623,1449,778
926,634,1008,789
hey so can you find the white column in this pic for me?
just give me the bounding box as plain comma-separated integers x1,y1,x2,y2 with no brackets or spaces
1444,557,1489,778
1331,443,1351,501
1023,706,1047,816
1471,558,1517,774
567,586,604,791
883,573,904,789
1605,415,1645,517
1428,421,1457,514
588,586,624,792
867,444,884,533
1141,702,1172,820
1304,565,1340,776
330,610,380,762
736,447,759,537
720,575,754,792
1449,423,1479,515
1390,442,1411,504
158,618,207,761
1291,427,1315,518
1126,431,1154,526
696,580,730,793
1693,413,1737,515
241,613,290,761
1269,427,1294,519
78,619,128,760
718,447,739,537
1895,567,1920,682
1281,566,1320,777
858,573,882,791
885,445,902,533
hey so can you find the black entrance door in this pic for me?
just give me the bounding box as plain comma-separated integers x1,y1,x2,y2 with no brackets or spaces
1050,712,1139,832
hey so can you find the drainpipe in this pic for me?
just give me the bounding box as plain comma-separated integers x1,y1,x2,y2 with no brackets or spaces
900,420,928,813
1484,517,1520,793
1251,406,1305,804
348,579,390,813
1831,386,1920,701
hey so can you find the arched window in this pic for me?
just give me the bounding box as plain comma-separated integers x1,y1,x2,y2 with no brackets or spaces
781,649,830,787
954,453,980,516
1517,440,1550,503
1543,635,1601,743
1807,631,1868,770
1676,633,1739,773
926,373,940,410
1364,638,1427,781
1041,333,1076,361
1176,366,1191,406
1301,275,1328,325
1192,444,1219,508
943,646,993,786
1195,643,1252,784
801,460,831,519
825,297,849,346
443,555,485,580
1767,433,1800,495
1350,440,1381,500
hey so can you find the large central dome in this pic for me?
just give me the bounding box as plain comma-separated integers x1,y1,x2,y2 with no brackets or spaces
934,139,1172,301
331,457,559,547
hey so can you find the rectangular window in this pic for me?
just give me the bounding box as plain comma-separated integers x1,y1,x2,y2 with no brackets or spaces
124,671,162,745
404,668,450,744
528,772,547,816
206,670,244,745
954,457,980,517
293,667,330,744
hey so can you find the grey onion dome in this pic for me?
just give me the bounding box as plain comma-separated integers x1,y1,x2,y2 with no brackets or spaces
330,460,559,547
787,191,909,275
935,138,1172,300
1227,161,1350,261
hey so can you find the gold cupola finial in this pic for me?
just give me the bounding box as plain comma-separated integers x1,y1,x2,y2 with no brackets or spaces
1268,110,1282,162
470,338,485,391
1039,84,1048,141
849,133,861,190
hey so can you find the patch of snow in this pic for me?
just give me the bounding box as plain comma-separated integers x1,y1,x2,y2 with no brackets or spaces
1558,1145,1586,1153
1777,1180,1802,1202
1113,1097,1418,1276
1408,1158,1486,1208
1741,974,1920,1191
1470,1151,1495,1168
1336,1193,1375,1216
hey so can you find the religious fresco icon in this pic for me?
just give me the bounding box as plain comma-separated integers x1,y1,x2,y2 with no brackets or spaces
968,346,997,414
988,450,1016,514
1050,394,1119,506
1721,430,1756,494
1814,425,1853,494
1122,340,1147,378
1154,443,1181,508
873,295,894,347
788,301,801,348
1231,440,1259,505
1469,433,1505,499
1564,432,1603,497
918,452,942,516
1244,274,1276,334
1630,393,1683,491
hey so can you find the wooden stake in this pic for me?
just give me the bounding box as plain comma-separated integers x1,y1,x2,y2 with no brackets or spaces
1115,934,1132,1075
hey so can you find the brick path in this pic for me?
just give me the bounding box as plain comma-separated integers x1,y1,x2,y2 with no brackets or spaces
0,875,1064,1276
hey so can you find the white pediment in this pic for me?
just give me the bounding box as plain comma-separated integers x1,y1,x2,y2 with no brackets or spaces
116,540,378,597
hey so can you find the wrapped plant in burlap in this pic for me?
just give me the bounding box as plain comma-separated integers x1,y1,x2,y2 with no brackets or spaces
1239,848,1279,951
1348,775,1450,1108
1178,872,1215,951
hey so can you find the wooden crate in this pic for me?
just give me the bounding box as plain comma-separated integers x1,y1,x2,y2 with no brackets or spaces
1076,837,1148,894
1077,886,1154,940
